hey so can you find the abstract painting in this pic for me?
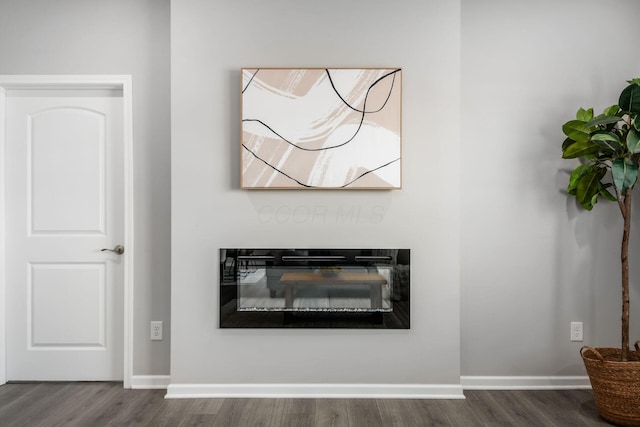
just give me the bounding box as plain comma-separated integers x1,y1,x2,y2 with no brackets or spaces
241,68,402,189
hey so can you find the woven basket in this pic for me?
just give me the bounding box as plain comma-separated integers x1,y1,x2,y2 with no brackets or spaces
581,342,640,426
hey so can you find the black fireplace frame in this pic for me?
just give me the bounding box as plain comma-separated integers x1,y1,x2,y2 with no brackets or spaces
219,248,410,329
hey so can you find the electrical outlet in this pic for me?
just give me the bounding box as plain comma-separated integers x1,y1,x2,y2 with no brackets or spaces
150,321,163,341
570,321,583,342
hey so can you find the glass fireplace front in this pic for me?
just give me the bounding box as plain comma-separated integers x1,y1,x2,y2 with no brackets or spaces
220,249,409,328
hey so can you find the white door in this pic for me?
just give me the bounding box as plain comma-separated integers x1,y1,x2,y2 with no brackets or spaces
5,89,124,380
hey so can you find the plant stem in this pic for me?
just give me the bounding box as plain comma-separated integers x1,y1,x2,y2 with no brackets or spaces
621,190,632,361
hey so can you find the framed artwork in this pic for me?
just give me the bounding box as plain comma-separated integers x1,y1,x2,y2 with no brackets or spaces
241,68,402,189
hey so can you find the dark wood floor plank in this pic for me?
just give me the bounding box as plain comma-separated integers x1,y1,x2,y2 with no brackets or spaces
0,383,49,424
0,383,48,419
244,398,285,427
107,388,167,426
484,390,556,427
346,398,385,427
187,397,225,415
280,398,315,427
211,397,253,427
376,399,442,427
464,390,518,425
314,398,349,427
414,399,458,426
574,391,610,426
0,382,33,404
143,396,198,426
546,390,609,426
31,382,121,427
376,398,417,426
72,385,133,426
3,383,80,427
515,390,591,426
0,382,618,427
177,413,217,426
282,397,315,415
281,413,315,427
79,387,162,426
436,397,484,426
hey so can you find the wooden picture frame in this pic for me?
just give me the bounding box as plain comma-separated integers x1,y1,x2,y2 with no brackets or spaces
241,68,402,189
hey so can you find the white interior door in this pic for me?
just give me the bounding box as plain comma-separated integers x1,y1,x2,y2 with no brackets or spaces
5,89,124,381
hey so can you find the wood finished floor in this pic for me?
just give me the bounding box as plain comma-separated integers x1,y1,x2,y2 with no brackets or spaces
0,382,615,426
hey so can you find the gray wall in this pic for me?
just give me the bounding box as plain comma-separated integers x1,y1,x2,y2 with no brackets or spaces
170,0,462,385
461,0,640,376
0,0,172,375
4,0,639,384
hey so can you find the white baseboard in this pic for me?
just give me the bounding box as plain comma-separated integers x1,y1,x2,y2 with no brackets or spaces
131,375,171,389
165,383,465,399
460,376,591,390
135,377,590,393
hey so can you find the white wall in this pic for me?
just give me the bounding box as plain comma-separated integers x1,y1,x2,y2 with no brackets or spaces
461,0,640,377
170,0,461,389
0,0,171,376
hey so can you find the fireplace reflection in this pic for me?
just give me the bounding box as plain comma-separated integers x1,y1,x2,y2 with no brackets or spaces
220,249,410,328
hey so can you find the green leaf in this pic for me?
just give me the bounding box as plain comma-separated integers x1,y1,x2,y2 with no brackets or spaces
585,115,622,128
577,107,594,122
591,130,623,153
591,131,621,143
603,105,620,116
627,128,640,153
568,163,589,195
612,158,638,193
562,137,575,151
562,139,600,158
576,168,606,210
627,78,640,86
599,185,618,202
591,130,624,155
562,120,591,142
619,83,640,113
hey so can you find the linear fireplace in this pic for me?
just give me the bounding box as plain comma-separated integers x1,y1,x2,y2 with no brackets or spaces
220,249,410,328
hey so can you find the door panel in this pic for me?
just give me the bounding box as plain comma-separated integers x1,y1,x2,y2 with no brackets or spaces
6,91,123,381
30,263,106,347
30,107,106,234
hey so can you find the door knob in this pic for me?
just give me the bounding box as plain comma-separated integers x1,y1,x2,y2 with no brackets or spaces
101,245,124,255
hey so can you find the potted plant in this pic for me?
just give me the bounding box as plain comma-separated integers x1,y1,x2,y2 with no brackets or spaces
562,79,640,426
